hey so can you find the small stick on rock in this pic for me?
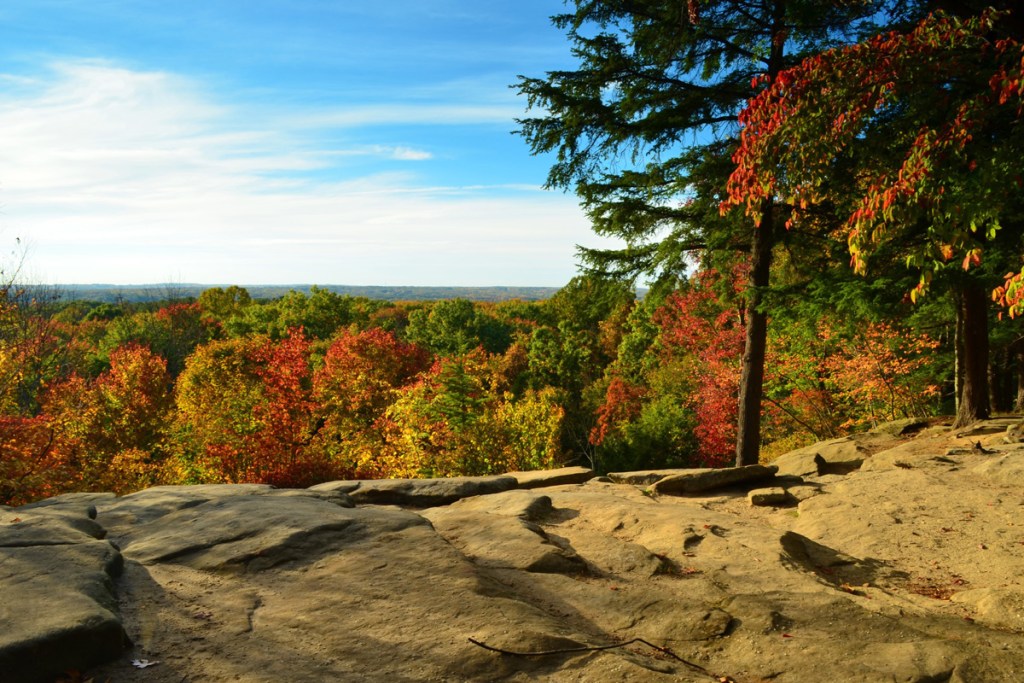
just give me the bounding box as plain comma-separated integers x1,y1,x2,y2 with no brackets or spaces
467,636,725,679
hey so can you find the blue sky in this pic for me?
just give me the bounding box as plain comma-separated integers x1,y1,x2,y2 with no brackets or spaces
0,0,613,286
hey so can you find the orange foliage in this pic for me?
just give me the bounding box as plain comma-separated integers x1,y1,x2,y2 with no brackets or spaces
653,275,744,467
175,330,346,488
0,415,68,505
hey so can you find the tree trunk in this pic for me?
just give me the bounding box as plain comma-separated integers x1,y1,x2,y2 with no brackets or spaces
735,198,773,466
954,311,964,414
953,279,991,428
735,0,785,467
989,348,1009,414
1015,343,1024,413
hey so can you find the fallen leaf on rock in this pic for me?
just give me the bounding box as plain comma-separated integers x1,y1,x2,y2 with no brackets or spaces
131,659,159,669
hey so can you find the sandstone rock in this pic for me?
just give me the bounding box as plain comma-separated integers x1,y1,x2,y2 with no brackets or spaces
306,480,362,494
551,525,668,577
971,452,1024,484
773,437,868,477
0,507,107,545
748,487,790,506
1004,419,1024,443
780,530,863,574
109,506,681,682
423,507,587,574
99,483,276,527
11,431,1024,683
264,488,354,507
952,588,1024,630
345,475,518,507
446,488,555,521
650,464,778,495
118,494,429,571
18,491,116,515
860,434,954,471
954,417,1019,438
856,641,961,683
869,417,931,436
1,506,127,683
508,466,595,489
784,483,823,503
606,469,692,485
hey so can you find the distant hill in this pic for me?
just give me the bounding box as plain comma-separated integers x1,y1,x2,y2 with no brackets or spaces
45,284,562,304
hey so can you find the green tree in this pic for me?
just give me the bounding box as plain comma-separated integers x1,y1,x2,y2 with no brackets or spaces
405,299,513,356
198,286,252,321
99,303,217,377
517,0,897,464
386,351,563,477
310,328,430,474
726,5,1024,426
42,343,173,494
173,330,336,486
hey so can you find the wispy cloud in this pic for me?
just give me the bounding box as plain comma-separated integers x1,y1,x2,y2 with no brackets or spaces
0,59,604,286
292,104,523,129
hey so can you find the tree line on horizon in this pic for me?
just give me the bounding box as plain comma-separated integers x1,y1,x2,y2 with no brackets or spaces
44,284,567,305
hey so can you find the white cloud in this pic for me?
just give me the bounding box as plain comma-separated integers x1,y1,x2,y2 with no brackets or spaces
0,60,608,286
292,104,523,129
388,146,432,161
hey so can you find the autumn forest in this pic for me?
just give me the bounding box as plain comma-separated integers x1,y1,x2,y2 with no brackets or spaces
5,0,1024,505
0,274,966,506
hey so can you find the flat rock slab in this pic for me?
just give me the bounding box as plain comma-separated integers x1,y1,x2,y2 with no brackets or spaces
971,452,1024,484
99,484,277,528
748,487,790,506
341,475,519,507
17,491,117,513
869,417,931,436
773,437,869,477
306,480,362,494
15,429,1024,683
650,464,778,495
446,489,555,521
119,495,428,571
954,418,1019,438
423,507,586,574
606,469,696,486
0,509,107,546
508,466,595,489
1,506,127,683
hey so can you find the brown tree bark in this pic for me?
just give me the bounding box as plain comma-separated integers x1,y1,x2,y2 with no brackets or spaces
1014,344,1024,413
735,0,785,467
735,197,773,466
953,279,991,428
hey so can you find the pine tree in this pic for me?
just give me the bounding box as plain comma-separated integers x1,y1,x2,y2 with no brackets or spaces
517,0,901,463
